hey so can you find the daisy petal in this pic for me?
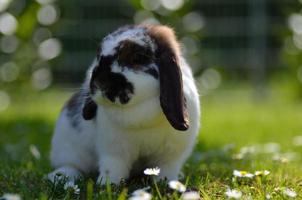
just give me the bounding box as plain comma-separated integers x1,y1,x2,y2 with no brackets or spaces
0,194,21,200
129,189,152,200
283,188,297,198
143,167,160,176
181,191,200,200
168,180,186,193
225,188,242,199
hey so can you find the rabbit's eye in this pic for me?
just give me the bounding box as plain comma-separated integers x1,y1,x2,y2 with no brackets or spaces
131,53,151,65
118,43,153,67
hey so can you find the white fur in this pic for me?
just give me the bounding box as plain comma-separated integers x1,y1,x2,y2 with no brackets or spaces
101,27,155,56
49,32,200,185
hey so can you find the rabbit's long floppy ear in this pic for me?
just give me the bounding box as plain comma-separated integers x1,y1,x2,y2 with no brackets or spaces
148,25,189,131
82,96,97,120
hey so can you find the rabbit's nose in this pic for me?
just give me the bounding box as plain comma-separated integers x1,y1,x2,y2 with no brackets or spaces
90,68,134,105
118,91,131,104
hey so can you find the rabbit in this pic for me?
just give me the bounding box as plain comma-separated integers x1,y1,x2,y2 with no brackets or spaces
48,25,201,185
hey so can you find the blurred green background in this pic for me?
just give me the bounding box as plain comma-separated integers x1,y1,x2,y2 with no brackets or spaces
1,0,302,199
0,0,301,92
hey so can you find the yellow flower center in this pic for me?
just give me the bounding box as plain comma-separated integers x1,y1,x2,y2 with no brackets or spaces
240,171,247,175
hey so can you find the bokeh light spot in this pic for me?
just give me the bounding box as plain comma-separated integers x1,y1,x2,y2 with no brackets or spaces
0,62,19,82
288,13,302,34
0,35,19,53
0,0,12,12
141,18,160,25
31,67,52,90
37,4,59,26
181,37,198,56
134,10,160,25
182,12,205,32
33,28,52,45
0,12,18,35
198,68,221,95
160,0,184,11
293,34,302,49
141,0,160,11
38,38,62,60
0,91,10,112
36,0,55,5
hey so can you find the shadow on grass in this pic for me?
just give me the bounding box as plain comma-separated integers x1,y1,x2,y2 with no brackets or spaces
0,117,54,197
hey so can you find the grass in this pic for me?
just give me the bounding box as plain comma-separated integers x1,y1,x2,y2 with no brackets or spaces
0,82,302,199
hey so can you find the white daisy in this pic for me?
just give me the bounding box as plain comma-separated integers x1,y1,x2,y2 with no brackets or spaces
181,191,200,200
283,188,297,198
233,170,254,178
265,193,271,199
168,180,186,193
64,181,80,194
225,189,242,199
143,167,160,176
129,189,152,200
254,170,270,176
0,194,21,200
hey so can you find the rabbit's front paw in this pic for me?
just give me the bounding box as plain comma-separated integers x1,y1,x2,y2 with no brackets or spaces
97,156,129,185
47,166,82,184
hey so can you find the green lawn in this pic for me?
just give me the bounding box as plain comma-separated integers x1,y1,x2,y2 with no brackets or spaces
0,83,302,199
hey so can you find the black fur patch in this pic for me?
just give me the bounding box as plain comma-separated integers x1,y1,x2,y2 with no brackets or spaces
144,68,158,79
91,55,134,104
66,91,98,125
82,96,97,120
65,92,83,129
101,72,134,104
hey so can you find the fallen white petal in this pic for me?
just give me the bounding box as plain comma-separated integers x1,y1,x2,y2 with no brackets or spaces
181,191,200,200
168,180,186,193
225,189,242,199
283,188,297,198
129,189,152,200
29,144,41,160
1,194,21,200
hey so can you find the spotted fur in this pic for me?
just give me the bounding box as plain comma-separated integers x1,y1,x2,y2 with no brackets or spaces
49,25,201,185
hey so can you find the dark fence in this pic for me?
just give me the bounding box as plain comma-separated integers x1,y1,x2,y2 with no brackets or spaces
53,0,134,83
53,0,297,84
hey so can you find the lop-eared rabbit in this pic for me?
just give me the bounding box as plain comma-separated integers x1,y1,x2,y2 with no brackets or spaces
49,25,200,184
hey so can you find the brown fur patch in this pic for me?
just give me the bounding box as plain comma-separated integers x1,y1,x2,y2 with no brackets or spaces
146,25,181,59
117,39,154,69
145,25,189,131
